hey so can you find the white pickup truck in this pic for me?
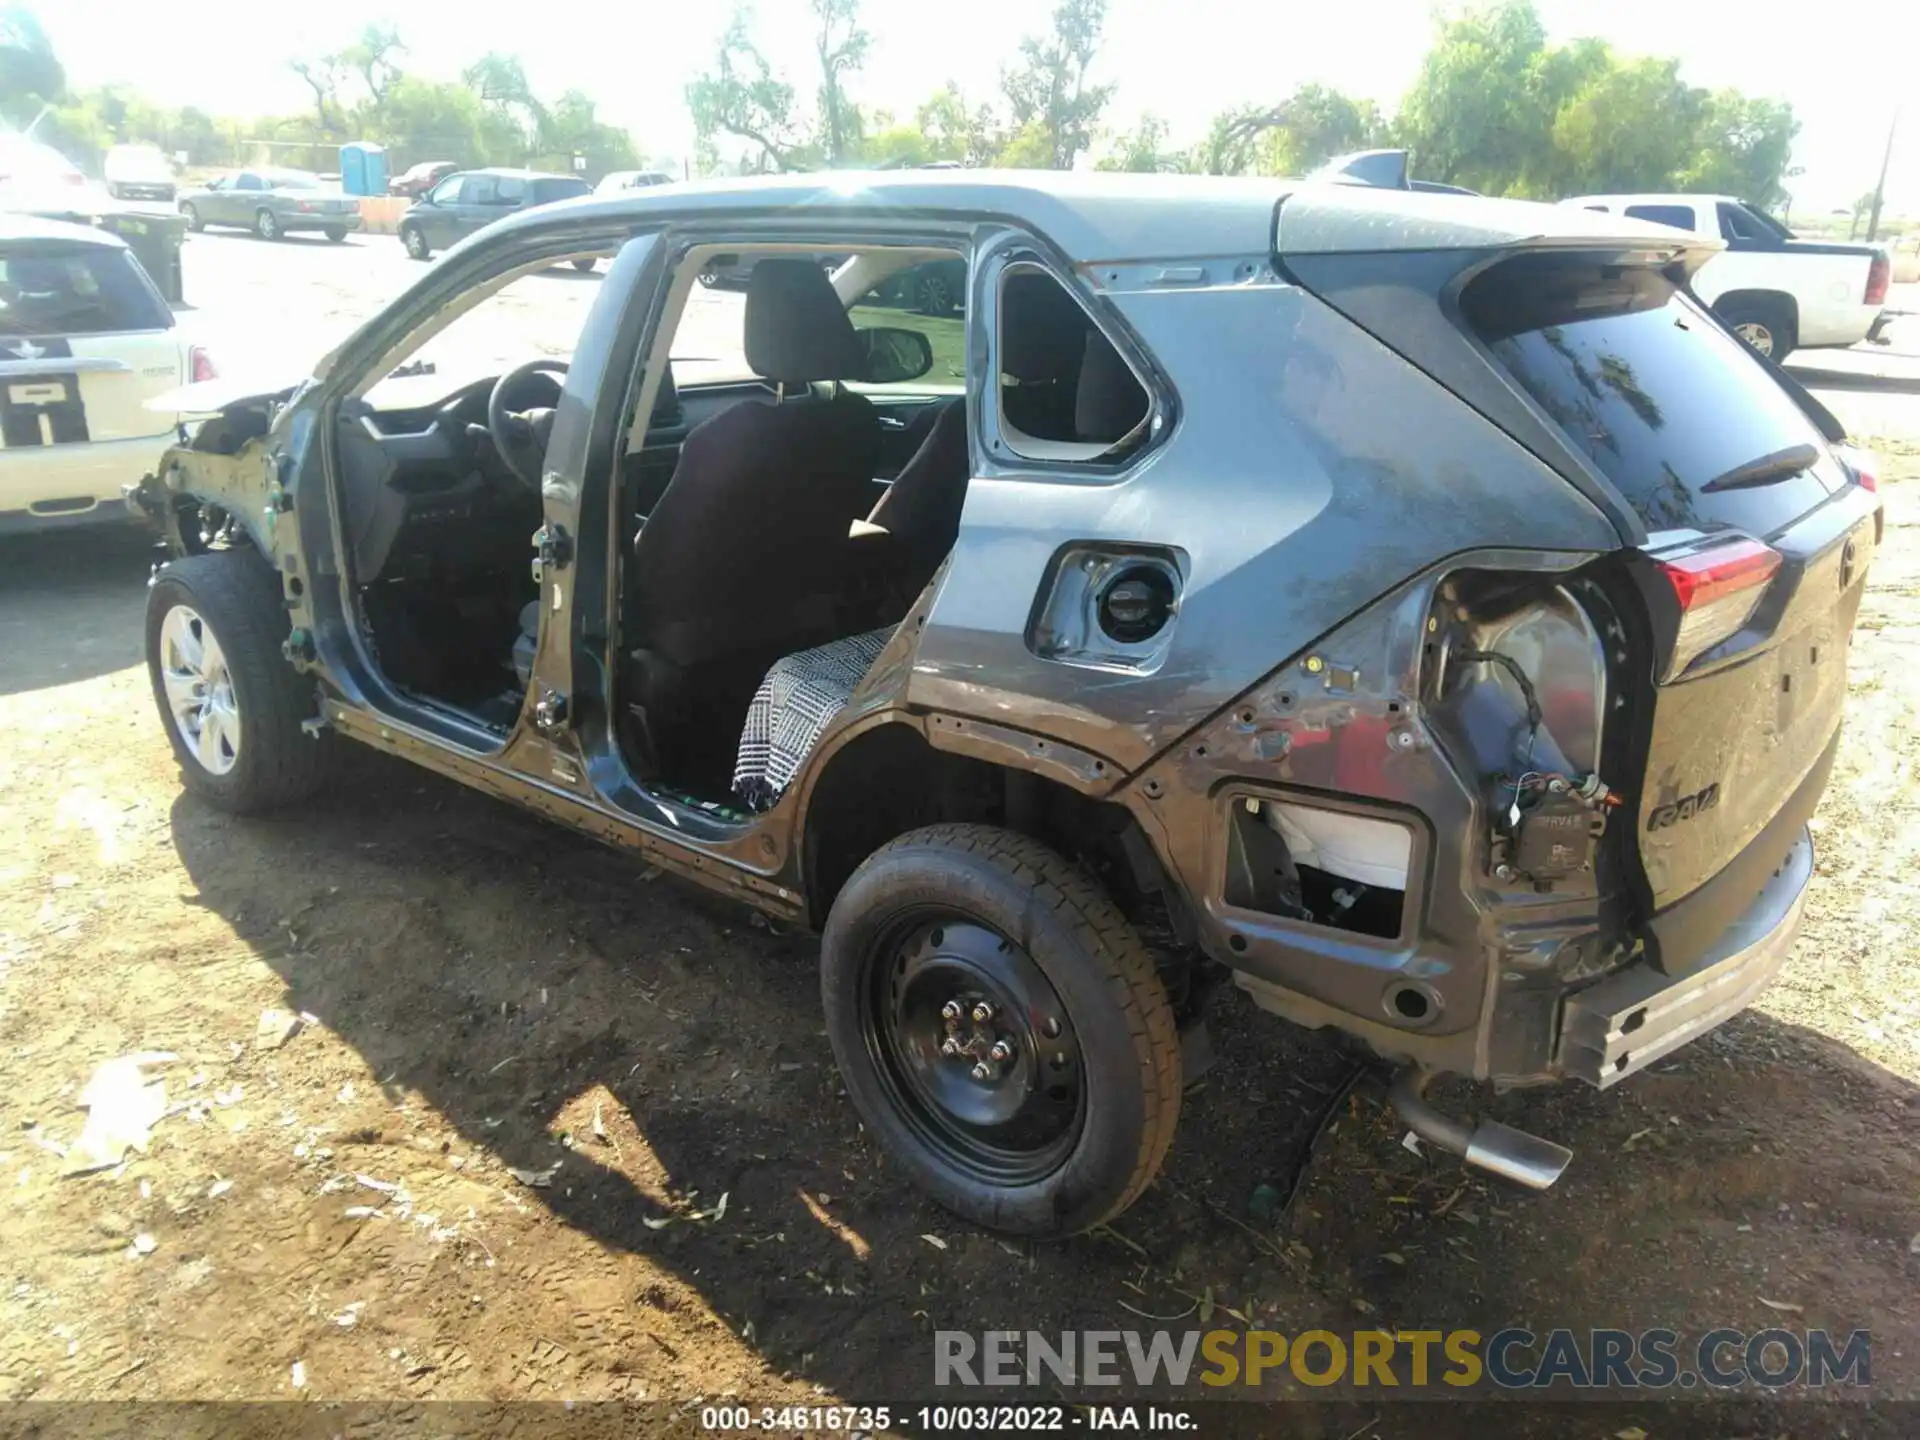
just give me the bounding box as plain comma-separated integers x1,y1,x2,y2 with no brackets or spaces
1561,193,1890,362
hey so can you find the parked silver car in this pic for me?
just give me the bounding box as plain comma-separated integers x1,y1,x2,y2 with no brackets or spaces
177,168,362,241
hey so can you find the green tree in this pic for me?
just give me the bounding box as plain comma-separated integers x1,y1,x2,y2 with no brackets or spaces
811,0,869,165
341,22,406,110
1196,84,1384,176
915,84,1002,167
1395,0,1563,194
1097,114,1179,173
1546,53,1702,196
0,4,64,124
536,89,640,178
1000,0,1113,169
367,75,488,165
1679,92,1799,207
687,8,811,171
463,51,547,155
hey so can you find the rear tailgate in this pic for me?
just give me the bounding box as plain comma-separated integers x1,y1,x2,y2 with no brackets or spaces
0,235,180,447
1458,251,1878,935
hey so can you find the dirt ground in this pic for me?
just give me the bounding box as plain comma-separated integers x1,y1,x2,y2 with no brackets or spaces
2,441,1918,1432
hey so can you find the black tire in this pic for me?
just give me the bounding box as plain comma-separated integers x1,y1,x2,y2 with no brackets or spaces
820,824,1181,1237
145,550,328,814
401,224,430,261
915,272,956,316
571,257,596,273
324,226,348,243
1716,296,1796,363
254,208,281,241
182,202,204,233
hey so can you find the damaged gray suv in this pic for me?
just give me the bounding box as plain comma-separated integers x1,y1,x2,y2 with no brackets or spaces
131,173,1882,1238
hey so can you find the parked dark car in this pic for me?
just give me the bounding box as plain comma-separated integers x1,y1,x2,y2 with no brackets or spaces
177,168,362,241
131,173,1880,1241
388,160,458,199
398,169,593,265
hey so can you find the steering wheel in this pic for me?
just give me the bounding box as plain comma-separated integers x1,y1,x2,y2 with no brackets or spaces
486,358,569,492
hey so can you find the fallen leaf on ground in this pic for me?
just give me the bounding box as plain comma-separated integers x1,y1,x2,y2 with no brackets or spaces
510,1164,560,1189
921,1233,948,1251
1758,1297,1804,1314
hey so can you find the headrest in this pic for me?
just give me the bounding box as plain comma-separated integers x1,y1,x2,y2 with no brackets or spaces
744,259,861,384
999,271,1091,384
1074,331,1149,445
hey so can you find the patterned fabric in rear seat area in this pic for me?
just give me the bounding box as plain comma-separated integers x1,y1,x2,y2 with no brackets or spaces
733,628,893,811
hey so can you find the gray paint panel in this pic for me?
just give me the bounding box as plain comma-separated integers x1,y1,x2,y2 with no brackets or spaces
906,282,1621,773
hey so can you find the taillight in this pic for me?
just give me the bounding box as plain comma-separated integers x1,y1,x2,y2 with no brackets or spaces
188,346,218,383
1865,252,1890,307
1655,537,1781,677
1835,443,1879,494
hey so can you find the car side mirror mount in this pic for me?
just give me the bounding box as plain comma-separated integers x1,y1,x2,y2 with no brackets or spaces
854,326,934,385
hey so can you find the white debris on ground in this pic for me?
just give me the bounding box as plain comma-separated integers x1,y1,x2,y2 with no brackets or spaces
65,1052,176,1176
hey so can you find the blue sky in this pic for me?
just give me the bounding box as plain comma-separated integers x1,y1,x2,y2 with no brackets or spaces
38,0,1916,216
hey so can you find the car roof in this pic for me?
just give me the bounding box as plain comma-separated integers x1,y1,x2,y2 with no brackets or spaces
1562,193,1743,207
0,213,127,249
465,168,584,181
489,169,1716,265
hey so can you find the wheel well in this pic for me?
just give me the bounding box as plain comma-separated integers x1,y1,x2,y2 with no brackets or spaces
800,722,1193,946
1713,288,1798,339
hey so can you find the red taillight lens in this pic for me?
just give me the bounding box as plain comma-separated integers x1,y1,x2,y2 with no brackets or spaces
1865,252,1890,307
1835,443,1879,493
189,346,218,383
1656,537,1781,677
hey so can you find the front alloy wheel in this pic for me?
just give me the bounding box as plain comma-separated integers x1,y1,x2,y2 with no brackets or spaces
145,551,328,813
158,605,241,775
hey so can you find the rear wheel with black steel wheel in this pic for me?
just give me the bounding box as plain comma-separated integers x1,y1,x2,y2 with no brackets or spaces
324,226,348,243
820,824,1181,1237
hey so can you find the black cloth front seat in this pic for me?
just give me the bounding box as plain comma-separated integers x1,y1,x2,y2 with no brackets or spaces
626,259,882,783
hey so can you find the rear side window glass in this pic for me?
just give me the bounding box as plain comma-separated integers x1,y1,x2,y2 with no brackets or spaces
0,243,171,336
533,178,590,203
995,265,1149,463
464,175,499,205
1624,204,1696,232
493,176,526,205
1465,254,1838,536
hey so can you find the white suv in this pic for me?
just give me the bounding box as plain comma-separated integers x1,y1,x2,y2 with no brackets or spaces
0,214,209,534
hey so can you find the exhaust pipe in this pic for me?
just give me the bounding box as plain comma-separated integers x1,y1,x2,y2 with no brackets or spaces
1389,1067,1573,1191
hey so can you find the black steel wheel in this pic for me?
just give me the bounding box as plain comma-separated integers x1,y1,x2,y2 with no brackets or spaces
821,824,1180,1237
867,917,1086,1186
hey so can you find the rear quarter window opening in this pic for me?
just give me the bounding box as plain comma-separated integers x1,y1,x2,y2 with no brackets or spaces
1461,252,1840,537
0,242,172,336
995,263,1151,464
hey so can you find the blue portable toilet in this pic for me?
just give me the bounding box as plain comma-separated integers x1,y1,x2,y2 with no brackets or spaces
339,142,389,197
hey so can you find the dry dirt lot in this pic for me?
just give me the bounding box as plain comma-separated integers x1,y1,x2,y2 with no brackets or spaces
0,237,1916,1438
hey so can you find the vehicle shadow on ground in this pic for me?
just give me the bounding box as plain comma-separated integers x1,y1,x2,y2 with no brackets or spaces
0,526,156,695
165,743,1920,1413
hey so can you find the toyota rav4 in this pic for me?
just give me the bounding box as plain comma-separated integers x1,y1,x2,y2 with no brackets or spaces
129,172,1881,1238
